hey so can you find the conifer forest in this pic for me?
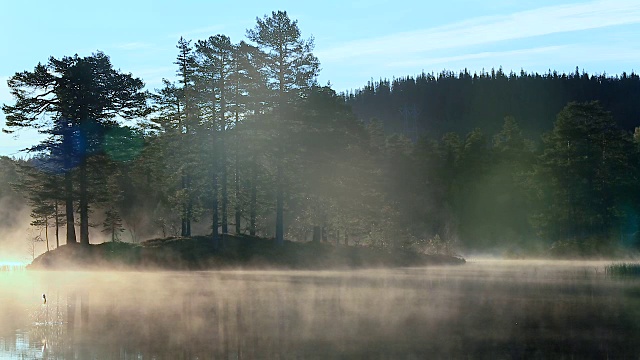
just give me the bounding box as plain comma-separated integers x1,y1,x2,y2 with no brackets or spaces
3,10,640,257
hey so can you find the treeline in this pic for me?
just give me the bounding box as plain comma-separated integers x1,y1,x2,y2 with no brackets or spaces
346,68,640,140
394,102,640,254
3,11,640,256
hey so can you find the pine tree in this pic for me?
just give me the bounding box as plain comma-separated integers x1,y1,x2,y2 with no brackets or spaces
3,52,146,245
149,39,202,239
195,35,237,246
175,37,200,237
247,10,319,245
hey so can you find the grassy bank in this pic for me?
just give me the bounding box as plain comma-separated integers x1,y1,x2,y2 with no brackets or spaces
28,235,465,270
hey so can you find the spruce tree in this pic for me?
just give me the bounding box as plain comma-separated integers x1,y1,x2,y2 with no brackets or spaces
538,101,633,246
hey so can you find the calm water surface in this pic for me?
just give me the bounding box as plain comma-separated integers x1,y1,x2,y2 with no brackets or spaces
1,260,639,359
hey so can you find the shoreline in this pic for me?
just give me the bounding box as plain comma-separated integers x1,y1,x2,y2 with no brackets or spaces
28,235,466,271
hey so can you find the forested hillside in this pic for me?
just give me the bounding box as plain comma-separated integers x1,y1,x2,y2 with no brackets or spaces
346,69,640,140
345,69,640,255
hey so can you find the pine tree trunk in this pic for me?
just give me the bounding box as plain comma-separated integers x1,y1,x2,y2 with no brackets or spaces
234,154,241,234
79,162,90,245
221,80,228,235
312,226,321,242
275,162,284,245
55,199,60,248
64,171,76,244
234,97,242,235
275,66,285,246
186,174,192,237
250,159,257,237
212,169,220,248
45,216,50,252
221,142,228,235
181,172,188,237
63,128,77,245
186,200,192,237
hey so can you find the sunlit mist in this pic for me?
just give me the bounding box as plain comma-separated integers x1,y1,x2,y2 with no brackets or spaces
1,261,640,358
0,261,26,271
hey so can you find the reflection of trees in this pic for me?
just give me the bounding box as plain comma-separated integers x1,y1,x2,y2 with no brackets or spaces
5,271,640,359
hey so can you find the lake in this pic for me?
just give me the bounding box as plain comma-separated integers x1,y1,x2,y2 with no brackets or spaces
1,260,639,359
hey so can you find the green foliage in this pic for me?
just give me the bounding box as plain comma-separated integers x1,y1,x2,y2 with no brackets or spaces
535,101,635,244
246,10,319,100
3,51,147,245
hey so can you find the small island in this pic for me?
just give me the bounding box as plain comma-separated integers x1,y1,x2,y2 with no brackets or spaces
27,236,465,271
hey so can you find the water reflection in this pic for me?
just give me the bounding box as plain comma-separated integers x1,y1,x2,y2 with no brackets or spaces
1,261,639,359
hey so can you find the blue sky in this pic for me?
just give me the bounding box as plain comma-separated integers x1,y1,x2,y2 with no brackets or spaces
1,0,640,156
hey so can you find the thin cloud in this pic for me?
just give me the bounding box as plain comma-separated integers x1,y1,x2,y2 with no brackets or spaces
169,25,226,39
387,46,566,68
317,0,640,62
113,42,154,51
533,43,640,65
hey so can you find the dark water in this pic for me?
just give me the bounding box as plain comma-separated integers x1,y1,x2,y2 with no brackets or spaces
1,260,639,359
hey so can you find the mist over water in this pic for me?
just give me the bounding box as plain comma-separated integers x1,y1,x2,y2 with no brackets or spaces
0,195,38,263
1,261,639,359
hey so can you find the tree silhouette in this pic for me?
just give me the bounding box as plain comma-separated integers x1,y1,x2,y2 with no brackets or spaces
3,52,146,245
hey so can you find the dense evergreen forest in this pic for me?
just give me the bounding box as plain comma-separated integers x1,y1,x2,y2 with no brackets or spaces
347,68,640,139
2,11,640,257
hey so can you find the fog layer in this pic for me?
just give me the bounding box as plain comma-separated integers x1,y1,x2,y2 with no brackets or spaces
1,261,639,358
